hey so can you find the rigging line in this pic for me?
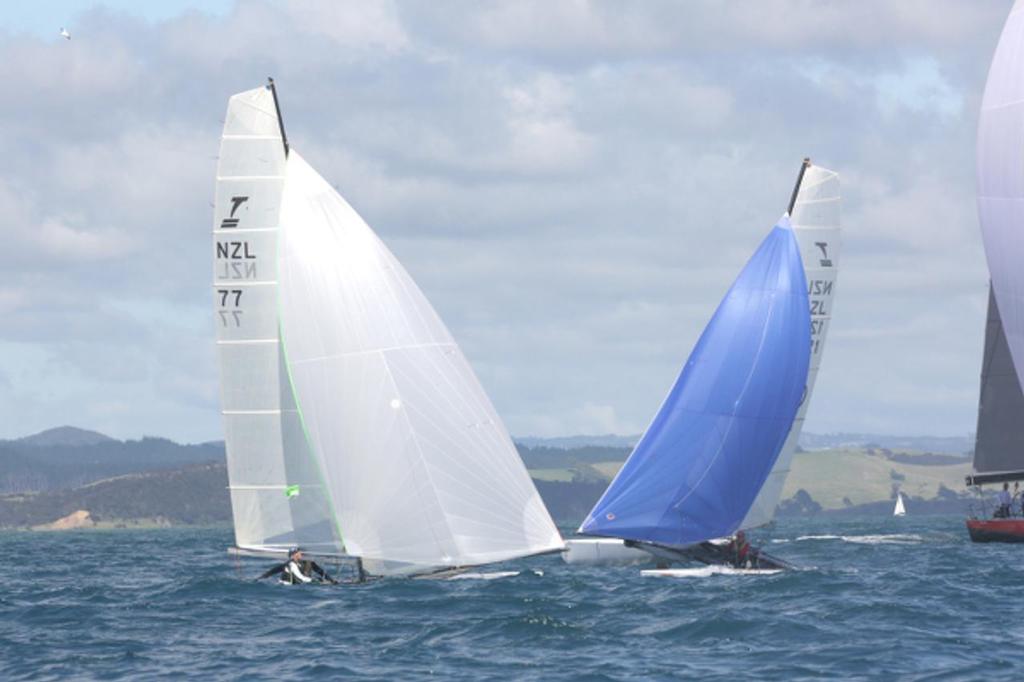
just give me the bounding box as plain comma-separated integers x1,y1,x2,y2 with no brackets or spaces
287,342,456,365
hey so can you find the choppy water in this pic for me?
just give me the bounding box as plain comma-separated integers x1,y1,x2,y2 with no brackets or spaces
1,515,1020,680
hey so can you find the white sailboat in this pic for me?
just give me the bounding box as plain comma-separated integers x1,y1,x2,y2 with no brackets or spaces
966,0,1024,544
893,493,906,517
564,159,841,567
213,80,563,577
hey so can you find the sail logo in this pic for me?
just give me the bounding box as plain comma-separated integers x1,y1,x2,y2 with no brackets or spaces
219,196,249,229
815,242,833,267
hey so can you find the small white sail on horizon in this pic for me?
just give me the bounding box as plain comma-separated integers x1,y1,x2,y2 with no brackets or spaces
213,82,563,576
894,493,906,517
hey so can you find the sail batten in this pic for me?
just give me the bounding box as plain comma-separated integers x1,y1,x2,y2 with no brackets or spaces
214,86,342,555
972,285,1024,476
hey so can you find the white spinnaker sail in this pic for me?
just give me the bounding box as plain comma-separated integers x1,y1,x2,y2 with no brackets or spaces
277,152,564,574
979,0,1024,392
214,87,339,553
741,164,841,529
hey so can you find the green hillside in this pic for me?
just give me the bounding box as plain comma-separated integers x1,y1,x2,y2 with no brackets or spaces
781,449,969,509
546,447,972,512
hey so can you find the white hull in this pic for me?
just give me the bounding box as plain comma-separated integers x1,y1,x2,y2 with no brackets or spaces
561,538,652,566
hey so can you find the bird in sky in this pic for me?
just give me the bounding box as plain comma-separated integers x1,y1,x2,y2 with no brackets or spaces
59,27,71,40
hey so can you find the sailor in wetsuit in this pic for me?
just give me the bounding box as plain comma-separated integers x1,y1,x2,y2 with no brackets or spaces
257,547,337,585
729,531,758,569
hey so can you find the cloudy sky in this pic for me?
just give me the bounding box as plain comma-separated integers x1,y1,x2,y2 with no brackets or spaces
0,0,1014,443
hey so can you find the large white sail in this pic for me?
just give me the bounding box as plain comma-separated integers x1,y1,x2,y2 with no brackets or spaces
979,0,1024,393
214,86,339,554
276,152,563,574
741,162,841,529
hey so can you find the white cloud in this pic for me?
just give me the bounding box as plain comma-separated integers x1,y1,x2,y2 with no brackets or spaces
0,0,1014,441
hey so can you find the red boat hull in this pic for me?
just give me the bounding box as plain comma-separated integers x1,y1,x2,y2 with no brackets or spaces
966,519,1024,543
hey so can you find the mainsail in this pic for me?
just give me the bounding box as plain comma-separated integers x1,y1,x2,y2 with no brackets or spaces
968,286,1024,485
213,85,339,555
579,217,811,547
214,82,563,574
742,160,841,529
972,0,1024,485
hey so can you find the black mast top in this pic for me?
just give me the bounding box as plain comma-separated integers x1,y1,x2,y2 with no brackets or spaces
267,77,289,157
787,157,811,215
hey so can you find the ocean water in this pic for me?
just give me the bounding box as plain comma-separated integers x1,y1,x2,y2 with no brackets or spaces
1,514,1020,680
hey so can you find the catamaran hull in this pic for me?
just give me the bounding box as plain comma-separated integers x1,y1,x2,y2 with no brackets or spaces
561,538,652,566
966,519,1024,543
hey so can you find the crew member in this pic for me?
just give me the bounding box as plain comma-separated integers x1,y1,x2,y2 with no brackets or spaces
996,482,1012,519
732,531,755,568
257,547,337,585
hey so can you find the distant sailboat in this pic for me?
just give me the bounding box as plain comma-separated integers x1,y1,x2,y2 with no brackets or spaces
894,493,906,517
967,0,1024,543
214,80,563,576
562,160,846,571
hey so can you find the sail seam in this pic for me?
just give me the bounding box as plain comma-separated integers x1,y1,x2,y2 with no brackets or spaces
288,342,457,364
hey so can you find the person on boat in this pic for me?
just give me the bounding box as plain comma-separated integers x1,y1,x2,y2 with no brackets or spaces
257,547,337,585
995,482,1012,519
730,531,758,568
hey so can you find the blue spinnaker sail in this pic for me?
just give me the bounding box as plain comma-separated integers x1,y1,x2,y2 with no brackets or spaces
580,217,811,547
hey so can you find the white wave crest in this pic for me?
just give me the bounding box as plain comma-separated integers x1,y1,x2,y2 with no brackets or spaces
794,533,923,545
640,566,782,578
446,569,543,581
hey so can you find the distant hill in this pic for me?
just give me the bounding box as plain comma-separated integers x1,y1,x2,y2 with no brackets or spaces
515,434,639,450
515,432,973,456
0,463,602,529
17,426,115,448
0,463,230,529
798,432,972,456
0,426,982,529
0,435,224,494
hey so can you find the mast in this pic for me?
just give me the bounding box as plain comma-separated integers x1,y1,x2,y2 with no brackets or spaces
267,77,289,157
787,157,811,215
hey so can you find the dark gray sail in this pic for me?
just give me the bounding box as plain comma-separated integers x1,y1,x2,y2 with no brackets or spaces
968,285,1024,485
